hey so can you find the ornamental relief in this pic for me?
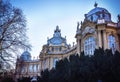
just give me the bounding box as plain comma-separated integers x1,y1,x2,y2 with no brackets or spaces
82,26,96,37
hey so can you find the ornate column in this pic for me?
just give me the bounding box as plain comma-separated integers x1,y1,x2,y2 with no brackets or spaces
76,36,81,55
98,30,102,48
77,39,80,54
103,30,107,50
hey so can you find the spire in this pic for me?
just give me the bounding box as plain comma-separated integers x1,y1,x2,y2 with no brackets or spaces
55,25,60,33
77,22,79,30
53,25,61,37
94,2,98,8
117,14,120,22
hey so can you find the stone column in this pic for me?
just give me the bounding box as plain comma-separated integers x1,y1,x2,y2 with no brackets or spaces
98,30,102,48
77,39,80,55
103,30,107,50
76,36,81,55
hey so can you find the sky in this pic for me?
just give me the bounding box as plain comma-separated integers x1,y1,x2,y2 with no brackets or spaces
10,0,120,58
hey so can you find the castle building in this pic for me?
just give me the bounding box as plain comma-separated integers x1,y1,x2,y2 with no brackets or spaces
76,3,120,55
15,26,76,79
15,3,120,79
39,25,76,70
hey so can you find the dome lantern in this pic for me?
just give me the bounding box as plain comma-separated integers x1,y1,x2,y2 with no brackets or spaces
85,3,111,22
94,2,98,8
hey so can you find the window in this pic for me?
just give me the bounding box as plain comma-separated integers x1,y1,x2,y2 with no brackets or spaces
43,60,47,69
59,47,62,51
21,65,25,73
84,36,95,55
52,47,54,52
108,35,116,53
108,35,116,48
55,47,59,52
34,64,37,72
38,64,40,72
29,64,33,73
53,58,58,68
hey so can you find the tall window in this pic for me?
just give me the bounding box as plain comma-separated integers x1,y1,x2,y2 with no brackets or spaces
52,47,54,52
43,60,47,69
53,58,58,68
59,47,62,51
21,65,25,73
38,64,40,72
29,64,33,73
33,64,37,72
84,36,95,55
108,35,116,52
55,47,59,52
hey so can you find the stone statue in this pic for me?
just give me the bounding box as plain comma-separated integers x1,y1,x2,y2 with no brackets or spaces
118,14,120,22
81,21,83,25
91,16,93,21
77,22,79,30
94,2,98,8
102,10,105,18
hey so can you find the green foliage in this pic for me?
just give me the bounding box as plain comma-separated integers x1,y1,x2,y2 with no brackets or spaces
1,77,15,82
17,77,31,82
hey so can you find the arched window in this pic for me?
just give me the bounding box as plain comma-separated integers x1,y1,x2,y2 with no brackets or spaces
84,36,95,55
21,65,25,73
34,64,37,72
53,58,58,68
108,35,116,50
29,64,33,73
43,60,47,69
52,47,54,52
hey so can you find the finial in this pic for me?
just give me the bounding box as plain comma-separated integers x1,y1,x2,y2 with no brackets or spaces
65,36,66,39
117,14,120,22
94,2,98,8
55,25,60,33
73,42,75,47
81,21,82,25
56,25,59,29
47,37,49,40
77,22,79,30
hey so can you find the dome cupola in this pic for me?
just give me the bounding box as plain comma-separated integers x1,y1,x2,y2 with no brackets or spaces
47,26,67,46
85,2,111,22
20,51,31,61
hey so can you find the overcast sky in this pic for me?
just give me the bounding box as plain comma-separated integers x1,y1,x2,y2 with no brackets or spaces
10,0,120,58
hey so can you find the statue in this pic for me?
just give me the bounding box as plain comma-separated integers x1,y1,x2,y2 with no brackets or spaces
81,21,83,25
102,10,105,18
94,2,98,8
91,16,93,21
117,14,120,22
77,22,79,30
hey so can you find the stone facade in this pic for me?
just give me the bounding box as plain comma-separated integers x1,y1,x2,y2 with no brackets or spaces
15,26,76,79
76,3,120,55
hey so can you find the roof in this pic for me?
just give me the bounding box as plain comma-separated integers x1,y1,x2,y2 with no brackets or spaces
85,3,111,22
47,26,68,46
87,7,109,17
20,51,31,61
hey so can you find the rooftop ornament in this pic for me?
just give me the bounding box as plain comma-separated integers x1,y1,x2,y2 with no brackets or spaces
94,2,98,8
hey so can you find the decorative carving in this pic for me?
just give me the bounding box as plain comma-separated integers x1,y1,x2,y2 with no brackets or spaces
77,22,79,30
81,21,83,25
94,2,98,8
82,26,95,37
102,10,105,18
91,16,93,21
117,14,120,22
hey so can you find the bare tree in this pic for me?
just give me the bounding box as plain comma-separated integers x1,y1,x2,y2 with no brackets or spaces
0,0,31,69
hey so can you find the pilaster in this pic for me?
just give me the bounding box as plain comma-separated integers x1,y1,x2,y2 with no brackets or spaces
103,30,107,50
98,30,102,48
